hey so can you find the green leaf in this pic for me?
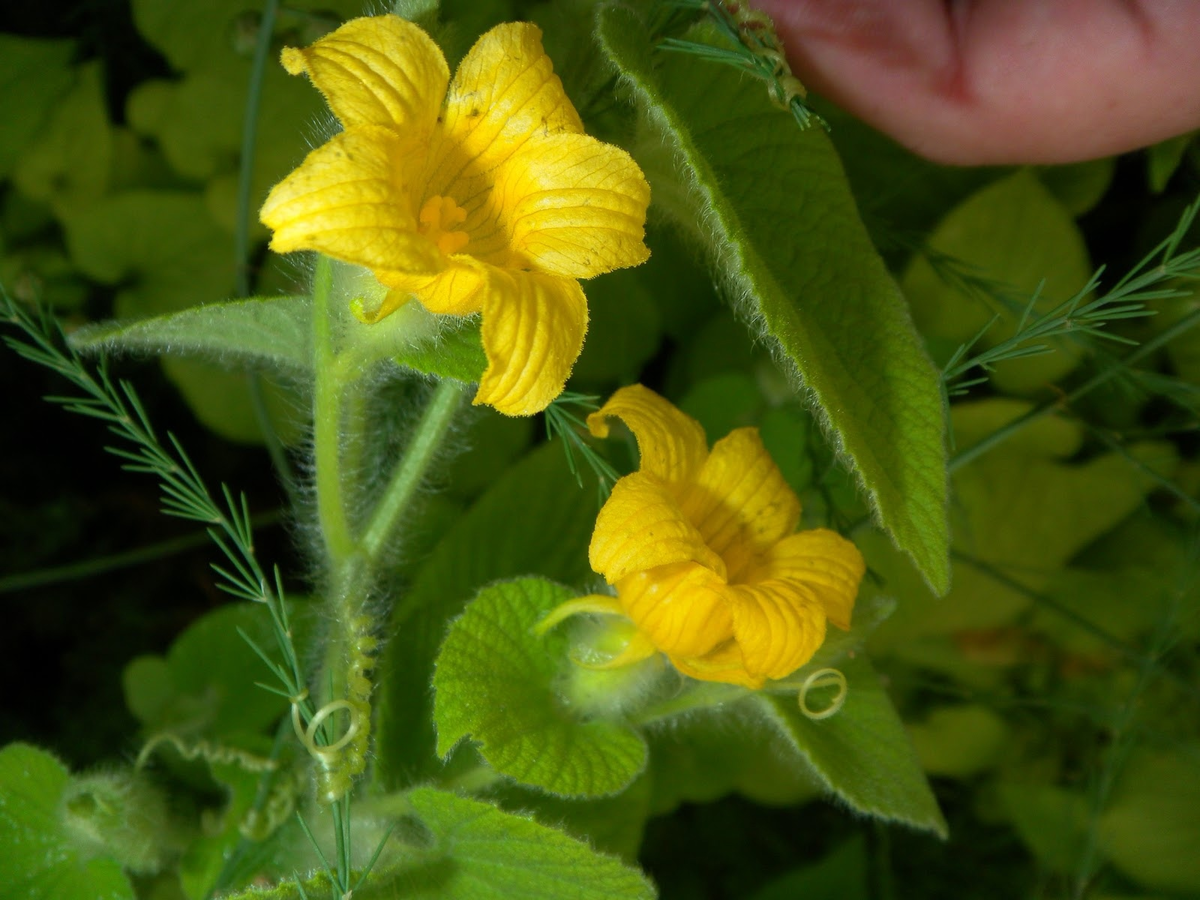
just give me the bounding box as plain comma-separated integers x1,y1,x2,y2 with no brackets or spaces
64,190,234,315
679,373,764,443
758,407,815,493
1036,157,1116,216
572,267,663,383
996,783,1090,873
0,36,75,178
485,774,653,862
70,295,312,372
0,743,134,900
62,190,308,442
12,61,113,217
127,52,334,243
870,399,1179,646
382,788,655,899
374,443,597,789
123,601,312,738
598,8,950,593
442,411,533,500
750,835,868,900
1100,742,1200,893
758,655,947,837
646,702,820,815
646,594,894,816
811,99,1006,265
131,0,362,74
906,705,1009,778
394,318,488,384
164,359,304,445
433,578,647,798
235,788,655,899
901,170,1093,394
1146,131,1195,193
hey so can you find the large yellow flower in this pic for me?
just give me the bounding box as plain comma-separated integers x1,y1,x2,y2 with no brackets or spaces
577,385,865,688
259,15,651,415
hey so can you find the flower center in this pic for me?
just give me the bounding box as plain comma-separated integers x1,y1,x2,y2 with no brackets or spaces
418,195,470,256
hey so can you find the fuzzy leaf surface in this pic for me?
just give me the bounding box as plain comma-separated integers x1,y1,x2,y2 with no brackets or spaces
434,578,646,798
0,743,133,900
219,789,654,899
759,655,947,836
598,7,949,592
395,319,488,384
70,295,311,372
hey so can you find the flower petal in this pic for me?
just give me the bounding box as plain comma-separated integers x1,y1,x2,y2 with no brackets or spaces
679,428,801,579
592,473,728,584
260,127,442,275
497,133,650,278
671,642,760,689
615,562,733,659
473,269,586,415
587,385,709,485
726,581,827,681
749,530,865,630
373,255,488,319
280,15,448,133
426,22,583,195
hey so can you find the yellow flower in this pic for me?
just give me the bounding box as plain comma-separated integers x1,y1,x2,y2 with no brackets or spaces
259,15,651,415
569,385,865,688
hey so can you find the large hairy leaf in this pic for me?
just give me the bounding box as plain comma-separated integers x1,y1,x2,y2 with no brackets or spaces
433,578,646,798
598,6,950,592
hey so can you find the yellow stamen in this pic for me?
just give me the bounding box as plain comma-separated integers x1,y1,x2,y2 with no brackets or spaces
418,195,470,256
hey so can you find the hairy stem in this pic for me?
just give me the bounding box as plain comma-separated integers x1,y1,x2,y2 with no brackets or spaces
359,378,466,563
312,255,357,563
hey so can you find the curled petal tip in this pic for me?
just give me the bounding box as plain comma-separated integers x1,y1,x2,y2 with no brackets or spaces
280,46,307,76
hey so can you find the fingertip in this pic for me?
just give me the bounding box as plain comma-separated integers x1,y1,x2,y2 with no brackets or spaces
758,0,1200,165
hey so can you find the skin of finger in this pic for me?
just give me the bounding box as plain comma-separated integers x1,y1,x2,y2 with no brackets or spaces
757,0,1200,165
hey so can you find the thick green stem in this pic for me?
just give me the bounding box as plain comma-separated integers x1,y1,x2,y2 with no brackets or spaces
309,272,468,805
312,255,356,563
359,378,466,563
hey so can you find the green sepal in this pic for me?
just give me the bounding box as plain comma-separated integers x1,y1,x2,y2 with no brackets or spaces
321,259,486,384
0,743,136,900
433,577,648,798
757,655,947,837
69,295,312,372
598,6,951,593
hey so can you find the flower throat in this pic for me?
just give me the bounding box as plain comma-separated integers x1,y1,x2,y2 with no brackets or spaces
419,195,470,256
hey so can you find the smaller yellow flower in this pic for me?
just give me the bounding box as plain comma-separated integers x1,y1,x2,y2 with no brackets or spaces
559,385,865,689
259,15,651,415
